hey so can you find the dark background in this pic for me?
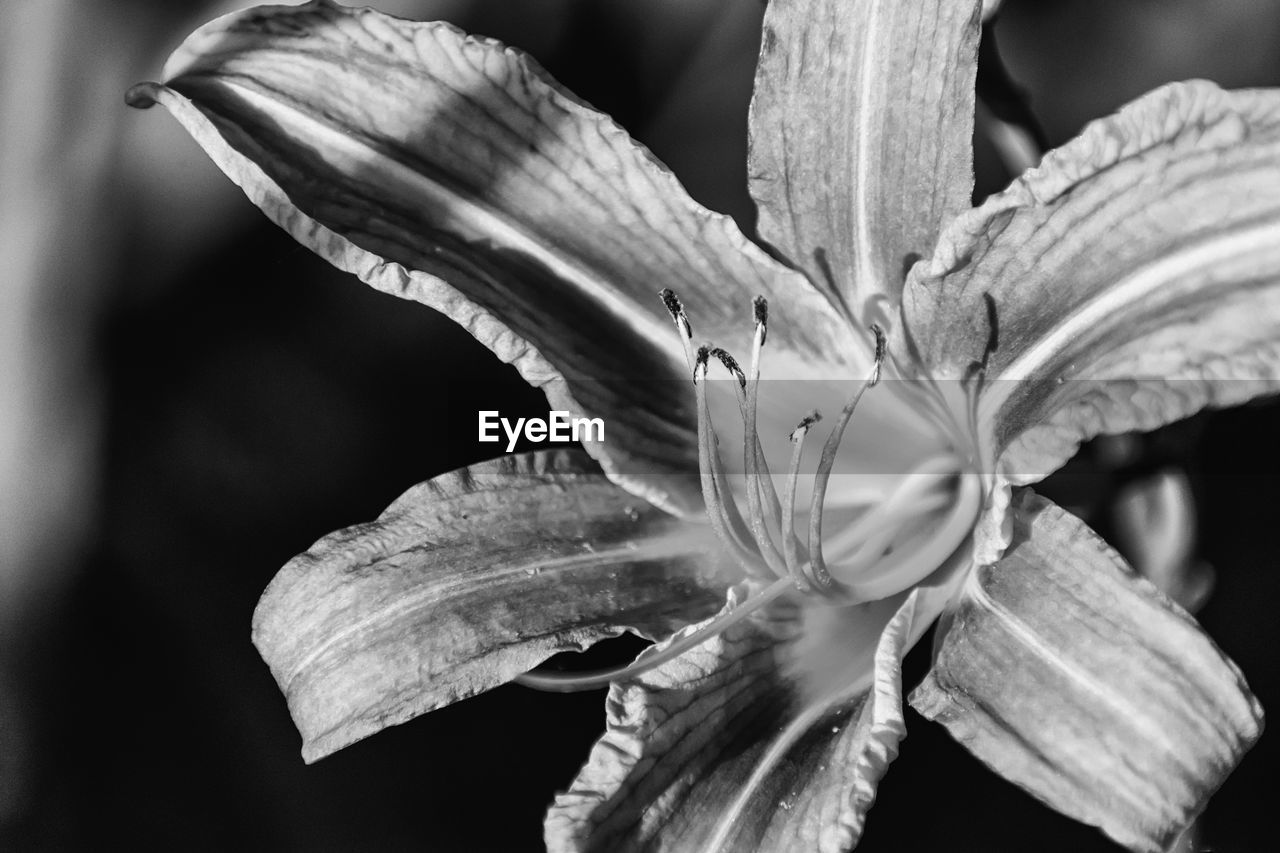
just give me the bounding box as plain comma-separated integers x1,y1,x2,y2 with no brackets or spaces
4,0,1278,849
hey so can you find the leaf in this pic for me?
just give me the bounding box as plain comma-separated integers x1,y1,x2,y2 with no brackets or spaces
902,81,1280,483
252,450,728,762
127,0,857,515
911,490,1262,853
748,0,981,331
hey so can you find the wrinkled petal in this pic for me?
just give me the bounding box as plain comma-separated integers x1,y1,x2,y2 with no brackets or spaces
748,0,980,331
252,450,728,763
903,81,1280,483
546,567,964,852
128,0,857,515
911,491,1263,853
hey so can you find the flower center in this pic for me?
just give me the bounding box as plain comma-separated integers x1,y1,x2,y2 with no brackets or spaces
515,291,982,694
678,291,980,606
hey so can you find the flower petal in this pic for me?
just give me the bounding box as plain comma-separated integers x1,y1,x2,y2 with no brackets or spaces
127,0,856,515
910,490,1263,853
748,0,981,329
903,81,1280,483
252,449,728,763
545,570,962,852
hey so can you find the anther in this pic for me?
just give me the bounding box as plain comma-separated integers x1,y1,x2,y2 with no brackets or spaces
870,323,886,386
660,288,692,339
693,343,711,382
708,347,747,390
753,295,768,346
661,289,698,371
793,412,822,435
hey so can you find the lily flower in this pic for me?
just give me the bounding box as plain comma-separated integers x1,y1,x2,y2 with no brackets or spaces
129,1,1277,850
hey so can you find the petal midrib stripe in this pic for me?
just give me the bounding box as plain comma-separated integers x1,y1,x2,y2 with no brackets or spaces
280,527,713,693
191,72,686,371
980,212,1280,422
965,579,1184,787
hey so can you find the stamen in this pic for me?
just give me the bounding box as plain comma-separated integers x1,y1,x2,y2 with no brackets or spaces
744,297,784,532
705,343,793,579
701,673,872,853
781,413,821,591
701,302,787,580
805,325,887,591
718,342,789,578
515,576,795,693
694,348,770,578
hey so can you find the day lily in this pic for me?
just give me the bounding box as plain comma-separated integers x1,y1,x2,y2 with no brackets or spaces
128,0,1278,850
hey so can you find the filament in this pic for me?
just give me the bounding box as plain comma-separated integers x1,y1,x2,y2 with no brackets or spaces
806,326,885,591
739,316,788,578
781,414,820,591
694,349,769,578
515,576,795,693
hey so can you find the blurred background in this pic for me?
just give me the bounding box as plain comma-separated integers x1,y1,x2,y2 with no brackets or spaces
2,0,1278,849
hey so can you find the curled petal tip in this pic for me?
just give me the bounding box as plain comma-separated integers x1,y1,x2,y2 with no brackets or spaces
124,82,162,109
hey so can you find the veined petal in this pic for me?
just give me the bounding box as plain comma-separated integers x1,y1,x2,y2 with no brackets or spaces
544,586,806,853
252,450,728,763
748,0,981,330
910,491,1263,853
545,568,963,852
903,81,1280,483
128,1,857,515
